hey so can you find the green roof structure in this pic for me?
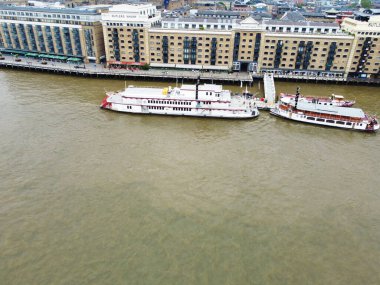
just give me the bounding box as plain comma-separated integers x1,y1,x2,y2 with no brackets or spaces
67,58,82,62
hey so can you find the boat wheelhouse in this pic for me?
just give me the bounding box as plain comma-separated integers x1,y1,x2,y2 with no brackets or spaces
100,80,259,119
271,88,378,132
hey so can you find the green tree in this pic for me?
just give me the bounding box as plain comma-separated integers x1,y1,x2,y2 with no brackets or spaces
361,0,372,8
141,63,150,70
218,2,227,10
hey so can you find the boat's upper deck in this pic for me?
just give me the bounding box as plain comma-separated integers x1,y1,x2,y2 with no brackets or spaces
120,84,232,102
122,87,164,98
294,101,365,118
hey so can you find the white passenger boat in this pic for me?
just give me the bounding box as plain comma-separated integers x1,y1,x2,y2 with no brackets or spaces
270,88,379,132
100,79,259,119
280,92,355,107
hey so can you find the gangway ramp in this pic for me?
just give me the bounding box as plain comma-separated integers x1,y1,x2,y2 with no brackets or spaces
255,73,276,110
264,73,276,105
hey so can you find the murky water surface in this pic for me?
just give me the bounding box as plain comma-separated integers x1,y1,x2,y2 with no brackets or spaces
1,70,380,284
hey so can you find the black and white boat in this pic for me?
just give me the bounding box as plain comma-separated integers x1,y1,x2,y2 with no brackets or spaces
270,88,379,132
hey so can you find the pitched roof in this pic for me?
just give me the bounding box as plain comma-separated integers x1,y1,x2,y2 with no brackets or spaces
240,16,259,25
280,11,306,22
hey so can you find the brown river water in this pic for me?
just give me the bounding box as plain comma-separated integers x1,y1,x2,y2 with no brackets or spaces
1,70,380,285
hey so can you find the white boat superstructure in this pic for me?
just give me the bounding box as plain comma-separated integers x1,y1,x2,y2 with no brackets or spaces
280,93,355,107
271,88,379,132
101,81,259,119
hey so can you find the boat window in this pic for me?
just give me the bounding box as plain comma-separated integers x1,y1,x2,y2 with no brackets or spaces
316,118,325,122
346,122,352,125
336,121,345,125
326,120,334,123
307,117,315,120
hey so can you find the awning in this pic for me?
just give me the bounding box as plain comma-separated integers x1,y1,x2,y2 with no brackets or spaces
202,65,229,71
108,61,146,65
34,54,68,60
25,53,39,57
150,63,176,68
67,58,82,62
175,64,203,69
123,62,146,66
3,49,27,55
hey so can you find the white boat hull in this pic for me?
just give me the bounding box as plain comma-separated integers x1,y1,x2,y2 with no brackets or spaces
270,106,379,132
102,102,259,119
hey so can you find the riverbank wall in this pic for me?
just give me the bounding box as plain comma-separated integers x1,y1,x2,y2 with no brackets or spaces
1,57,379,86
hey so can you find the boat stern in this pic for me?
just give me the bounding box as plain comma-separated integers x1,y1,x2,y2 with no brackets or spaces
365,116,379,132
251,108,260,118
342,101,355,107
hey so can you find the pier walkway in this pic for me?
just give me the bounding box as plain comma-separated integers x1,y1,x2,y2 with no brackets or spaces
263,73,276,105
0,55,252,84
1,54,379,85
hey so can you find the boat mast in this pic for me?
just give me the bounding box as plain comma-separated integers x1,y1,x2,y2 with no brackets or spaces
195,75,200,101
295,87,300,110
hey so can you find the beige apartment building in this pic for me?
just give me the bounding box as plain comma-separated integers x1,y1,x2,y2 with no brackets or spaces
101,4,160,65
341,17,380,78
0,5,105,63
101,6,375,79
258,20,354,78
2,4,378,79
149,18,238,70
